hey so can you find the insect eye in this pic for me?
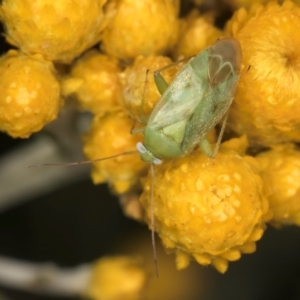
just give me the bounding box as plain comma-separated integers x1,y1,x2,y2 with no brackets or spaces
136,142,147,154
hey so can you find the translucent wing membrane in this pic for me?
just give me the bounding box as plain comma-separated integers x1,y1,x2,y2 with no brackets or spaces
148,60,209,130
208,38,242,86
182,39,241,152
182,74,240,153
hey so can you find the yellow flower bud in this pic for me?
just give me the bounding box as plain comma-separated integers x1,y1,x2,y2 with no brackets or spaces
62,50,122,115
173,10,222,60
257,143,300,226
83,112,149,194
0,50,62,138
225,1,300,147
0,0,114,63
101,0,180,60
86,256,146,300
140,137,271,273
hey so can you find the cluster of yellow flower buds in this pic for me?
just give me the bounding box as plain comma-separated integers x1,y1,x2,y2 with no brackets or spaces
1,0,300,284
0,0,114,137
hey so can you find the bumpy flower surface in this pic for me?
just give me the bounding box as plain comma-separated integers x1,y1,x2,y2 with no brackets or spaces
172,10,222,59
0,50,62,138
101,0,180,60
62,50,122,114
121,55,178,120
0,0,114,63
225,1,300,147
256,144,300,226
140,137,271,273
86,256,146,300
83,112,149,194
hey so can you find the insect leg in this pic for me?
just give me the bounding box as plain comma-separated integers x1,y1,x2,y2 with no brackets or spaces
212,113,228,158
130,126,145,135
154,56,192,95
199,138,213,158
198,113,229,158
154,69,169,95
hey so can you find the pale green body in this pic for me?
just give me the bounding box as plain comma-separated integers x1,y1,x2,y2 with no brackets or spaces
137,38,242,164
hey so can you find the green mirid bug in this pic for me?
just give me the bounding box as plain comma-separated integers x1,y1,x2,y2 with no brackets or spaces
136,37,242,165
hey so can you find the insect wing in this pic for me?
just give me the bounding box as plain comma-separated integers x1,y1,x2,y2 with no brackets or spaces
182,38,242,153
147,50,210,131
182,74,240,152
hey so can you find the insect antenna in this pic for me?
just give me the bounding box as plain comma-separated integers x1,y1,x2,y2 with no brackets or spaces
150,163,159,278
27,151,138,168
